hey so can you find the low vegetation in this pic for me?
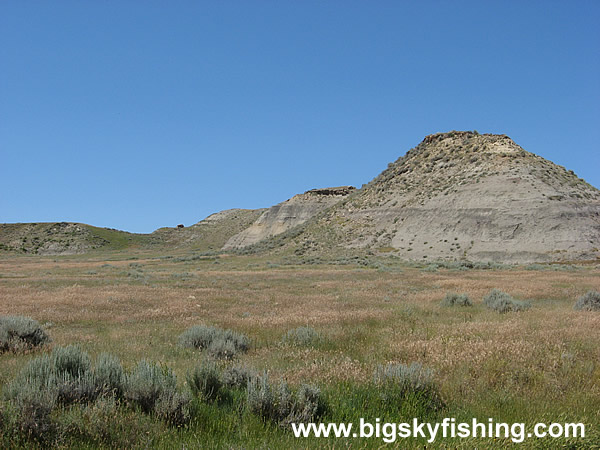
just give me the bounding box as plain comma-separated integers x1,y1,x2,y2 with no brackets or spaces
440,292,472,307
573,290,600,311
281,326,322,347
483,289,531,313
178,325,250,360
247,373,327,427
373,362,443,413
0,316,50,353
0,253,599,447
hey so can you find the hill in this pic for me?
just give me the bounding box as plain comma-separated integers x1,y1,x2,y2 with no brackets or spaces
152,208,265,252
223,187,355,250
0,222,154,255
237,131,600,263
2,131,598,263
0,209,264,256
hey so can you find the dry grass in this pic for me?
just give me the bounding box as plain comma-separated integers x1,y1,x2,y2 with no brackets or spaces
1,253,599,445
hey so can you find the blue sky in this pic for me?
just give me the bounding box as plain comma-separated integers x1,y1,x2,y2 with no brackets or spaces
1,1,599,233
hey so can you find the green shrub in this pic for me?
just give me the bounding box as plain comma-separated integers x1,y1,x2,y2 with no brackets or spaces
222,365,256,389
7,354,54,393
0,316,50,353
187,360,223,402
207,338,238,360
4,378,57,443
153,390,191,427
574,290,600,311
247,374,327,427
124,360,177,414
52,345,92,378
94,353,125,398
4,347,100,408
287,384,327,425
53,396,155,448
178,325,250,359
373,362,443,412
440,292,472,307
178,325,220,350
220,329,250,353
483,289,531,313
282,326,321,347
55,370,98,406
247,373,276,422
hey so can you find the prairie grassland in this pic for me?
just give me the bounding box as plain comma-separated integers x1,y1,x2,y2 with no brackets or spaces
0,252,599,448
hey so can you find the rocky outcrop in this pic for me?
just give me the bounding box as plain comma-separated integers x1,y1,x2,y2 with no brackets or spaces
223,187,355,250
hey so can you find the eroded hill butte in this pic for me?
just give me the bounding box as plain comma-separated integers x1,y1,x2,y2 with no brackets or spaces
228,131,600,263
2,131,599,262
223,186,355,250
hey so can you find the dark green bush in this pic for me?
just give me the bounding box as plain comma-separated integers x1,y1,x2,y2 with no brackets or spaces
440,292,472,307
574,290,600,311
0,316,50,353
187,360,223,402
483,289,531,313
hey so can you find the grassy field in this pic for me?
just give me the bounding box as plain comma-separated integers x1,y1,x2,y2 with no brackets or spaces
0,251,599,448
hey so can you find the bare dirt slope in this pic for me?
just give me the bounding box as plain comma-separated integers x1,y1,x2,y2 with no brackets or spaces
223,187,355,250
152,208,266,252
258,131,600,263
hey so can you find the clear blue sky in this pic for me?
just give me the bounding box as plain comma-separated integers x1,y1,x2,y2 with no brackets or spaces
1,1,599,233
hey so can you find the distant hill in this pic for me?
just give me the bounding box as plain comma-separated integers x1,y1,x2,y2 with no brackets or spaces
0,209,265,256
0,222,154,255
2,131,599,263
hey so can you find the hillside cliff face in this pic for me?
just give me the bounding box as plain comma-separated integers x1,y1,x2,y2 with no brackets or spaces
223,186,355,250
262,132,600,263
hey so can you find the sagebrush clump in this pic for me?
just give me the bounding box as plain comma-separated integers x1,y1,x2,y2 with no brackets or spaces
373,362,443,412
178,325,249,359
0,316,50,353
187,360,223,402
573,290,600,311
440,292,472,307
483,289,531,313
247,373,326,427
222,365,256,389
3,347,191,435
124,360,192,426
94,353,125,398
125,360,177,413
281,326,321,347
